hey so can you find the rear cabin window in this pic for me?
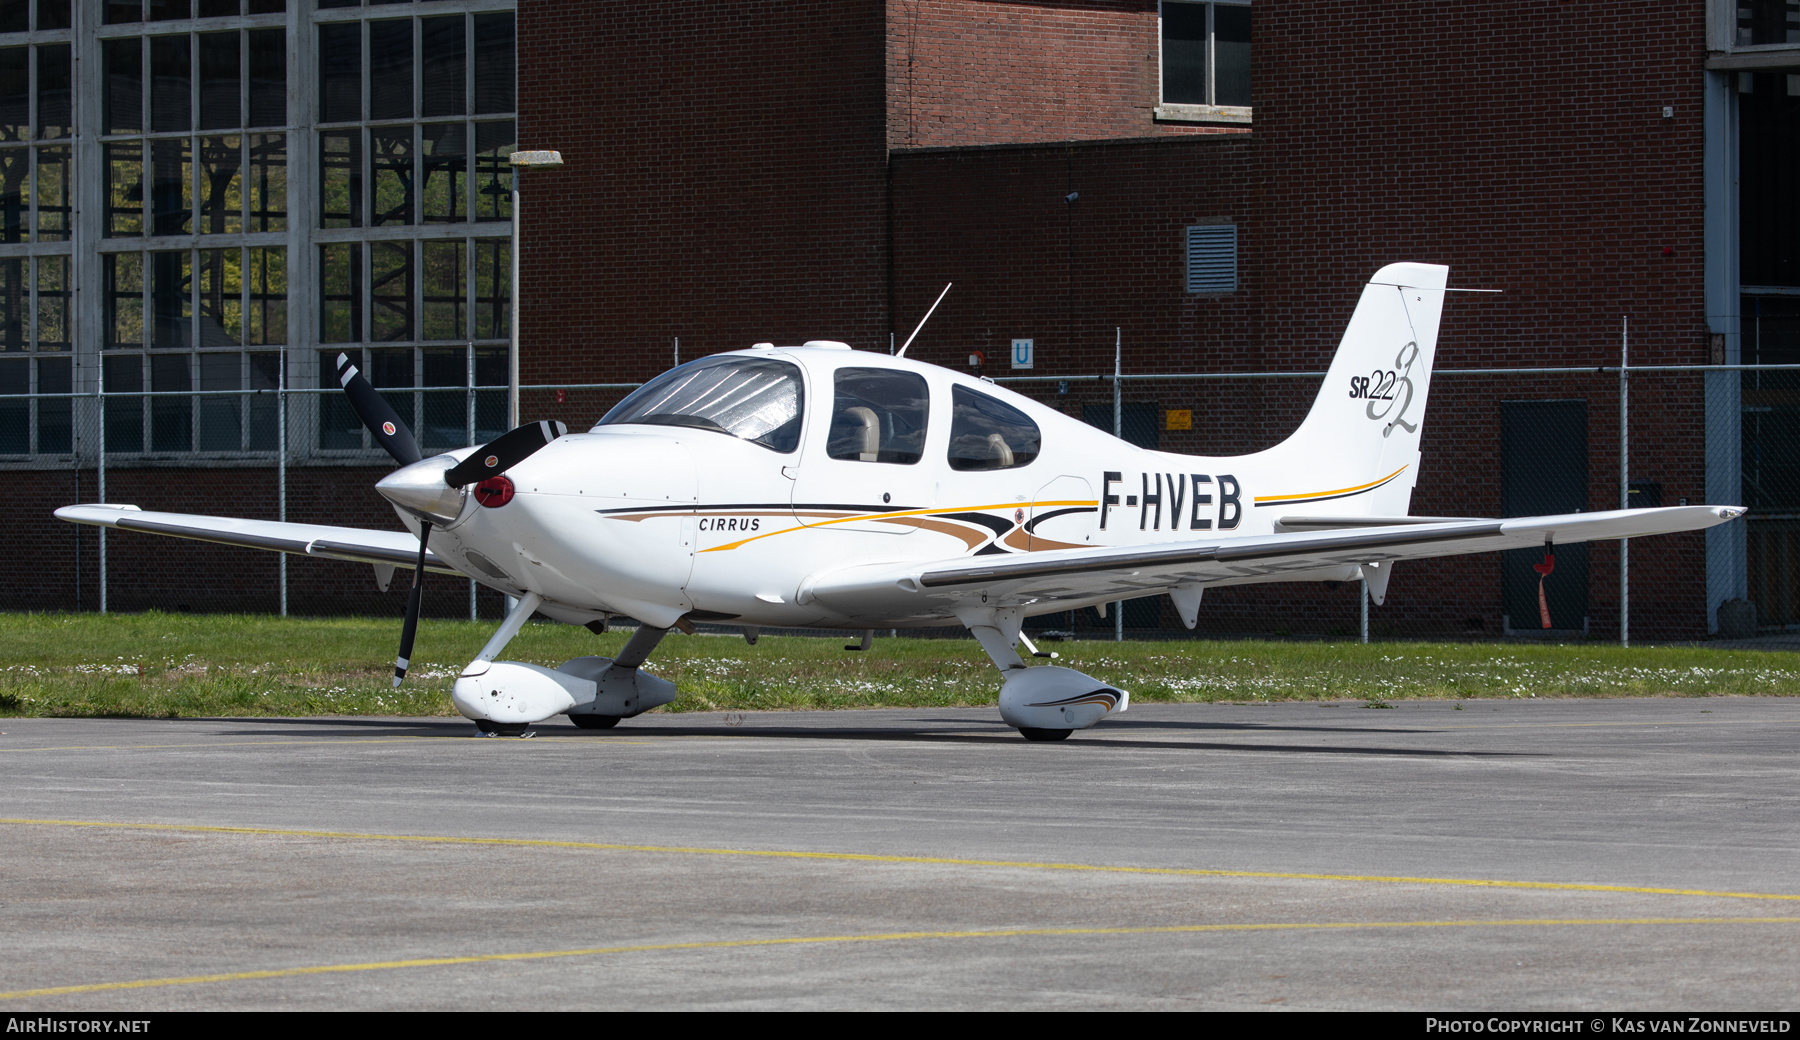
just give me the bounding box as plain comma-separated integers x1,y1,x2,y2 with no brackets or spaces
947,384,1039,471
827,368,929,465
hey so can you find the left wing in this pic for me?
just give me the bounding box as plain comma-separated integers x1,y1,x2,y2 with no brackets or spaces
54,505,463,575
800,505,1743,617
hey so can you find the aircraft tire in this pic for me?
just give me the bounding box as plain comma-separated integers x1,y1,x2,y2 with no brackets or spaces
1017,727,1073,742
475,719,532,737
569,714,622,730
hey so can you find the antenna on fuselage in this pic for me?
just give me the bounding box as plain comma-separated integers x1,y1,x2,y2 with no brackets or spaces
895,282,953,359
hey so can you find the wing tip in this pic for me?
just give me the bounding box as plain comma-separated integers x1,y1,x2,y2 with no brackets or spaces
54,503,142,523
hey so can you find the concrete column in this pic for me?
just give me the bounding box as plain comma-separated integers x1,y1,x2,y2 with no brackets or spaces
1703,68,1746,631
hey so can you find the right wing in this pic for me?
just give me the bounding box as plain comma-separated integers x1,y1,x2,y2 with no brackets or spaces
54,504,463,576
800,505,1743,619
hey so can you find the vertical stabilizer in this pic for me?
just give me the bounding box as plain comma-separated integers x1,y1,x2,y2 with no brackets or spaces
1260,263,1449,517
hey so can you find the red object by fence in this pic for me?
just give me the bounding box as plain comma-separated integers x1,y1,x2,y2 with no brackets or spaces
1533,552,1556,629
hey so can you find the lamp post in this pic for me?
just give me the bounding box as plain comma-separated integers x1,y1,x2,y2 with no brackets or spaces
497,149,565,619
506,149,566,430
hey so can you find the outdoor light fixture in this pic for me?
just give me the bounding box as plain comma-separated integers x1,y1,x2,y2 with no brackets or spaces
504,148,570,430
510,150,565,168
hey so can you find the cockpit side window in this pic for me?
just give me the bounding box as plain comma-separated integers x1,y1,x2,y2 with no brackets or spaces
827,368,930,465
947,384,1039,471
595,356,804,453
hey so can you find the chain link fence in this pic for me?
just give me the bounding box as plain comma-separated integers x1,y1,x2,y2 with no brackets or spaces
1,363,1790,647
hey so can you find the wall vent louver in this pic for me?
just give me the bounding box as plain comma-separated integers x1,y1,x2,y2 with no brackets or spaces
1186,224,1238,294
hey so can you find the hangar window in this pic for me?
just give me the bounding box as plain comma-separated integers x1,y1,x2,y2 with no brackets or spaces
1736,0,1800,46
948,384,1038,471
312,6,517,459
828,367,929,465
598,355,805,454
1158,1,1251,124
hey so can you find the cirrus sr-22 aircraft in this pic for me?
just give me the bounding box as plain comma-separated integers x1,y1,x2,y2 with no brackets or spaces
58,264,1743,740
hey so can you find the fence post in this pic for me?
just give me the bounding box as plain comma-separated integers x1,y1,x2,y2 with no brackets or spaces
1113,327,1123,643
278,346,288,617
1620,316,1629,649
467,345,477,620
97,362,106,614
508,181,520,430
1360,577,1369,643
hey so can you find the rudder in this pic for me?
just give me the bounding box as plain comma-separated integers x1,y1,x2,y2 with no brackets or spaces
1264,263,1449,517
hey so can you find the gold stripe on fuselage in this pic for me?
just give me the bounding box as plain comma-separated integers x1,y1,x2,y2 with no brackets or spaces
1251,465,1407,507
595,500,1100,554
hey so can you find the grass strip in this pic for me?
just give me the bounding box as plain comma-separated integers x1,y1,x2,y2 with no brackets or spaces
1,610,1797,719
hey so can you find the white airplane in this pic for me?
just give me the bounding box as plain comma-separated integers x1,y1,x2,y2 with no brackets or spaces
57,263,1742,740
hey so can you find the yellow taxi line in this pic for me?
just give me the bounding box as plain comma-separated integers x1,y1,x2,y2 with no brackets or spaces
4,817,1797,903
5,915,1795,1001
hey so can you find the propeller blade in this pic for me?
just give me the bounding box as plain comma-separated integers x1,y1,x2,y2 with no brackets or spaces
336,352,422,467
393,520,432,687
444,420,569,487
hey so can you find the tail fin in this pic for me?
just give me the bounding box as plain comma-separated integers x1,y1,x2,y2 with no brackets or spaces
1263,263,1448,517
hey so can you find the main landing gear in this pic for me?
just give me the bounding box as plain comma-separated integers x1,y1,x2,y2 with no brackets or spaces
958,607,1129,742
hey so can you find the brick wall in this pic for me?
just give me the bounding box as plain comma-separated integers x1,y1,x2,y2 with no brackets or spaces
886,0,1243,148
517,0,893,384
1249,0,1710,371
891,134,1257,377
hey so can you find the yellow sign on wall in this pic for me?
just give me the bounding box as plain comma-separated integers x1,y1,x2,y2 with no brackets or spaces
1166,409,1192,431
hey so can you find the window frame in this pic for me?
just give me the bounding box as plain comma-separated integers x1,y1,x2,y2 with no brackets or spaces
1155,0,1252,126
308,4,516,460
0,0,523,469
0,31,77,460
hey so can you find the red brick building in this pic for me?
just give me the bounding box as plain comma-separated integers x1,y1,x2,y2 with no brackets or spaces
9,0,1795,639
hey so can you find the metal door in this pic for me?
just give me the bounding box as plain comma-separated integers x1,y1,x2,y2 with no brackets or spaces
1501,400,1588,631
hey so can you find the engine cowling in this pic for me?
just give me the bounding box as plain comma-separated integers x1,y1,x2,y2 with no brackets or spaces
997,666,1129,732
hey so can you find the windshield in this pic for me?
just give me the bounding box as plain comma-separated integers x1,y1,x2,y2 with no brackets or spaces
596,356,805,453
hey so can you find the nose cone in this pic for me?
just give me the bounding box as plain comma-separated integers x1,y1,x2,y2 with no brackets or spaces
376,456,467,526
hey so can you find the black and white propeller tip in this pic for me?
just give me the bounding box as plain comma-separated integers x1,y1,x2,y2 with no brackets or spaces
336,352,423,467
443,420,569,487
